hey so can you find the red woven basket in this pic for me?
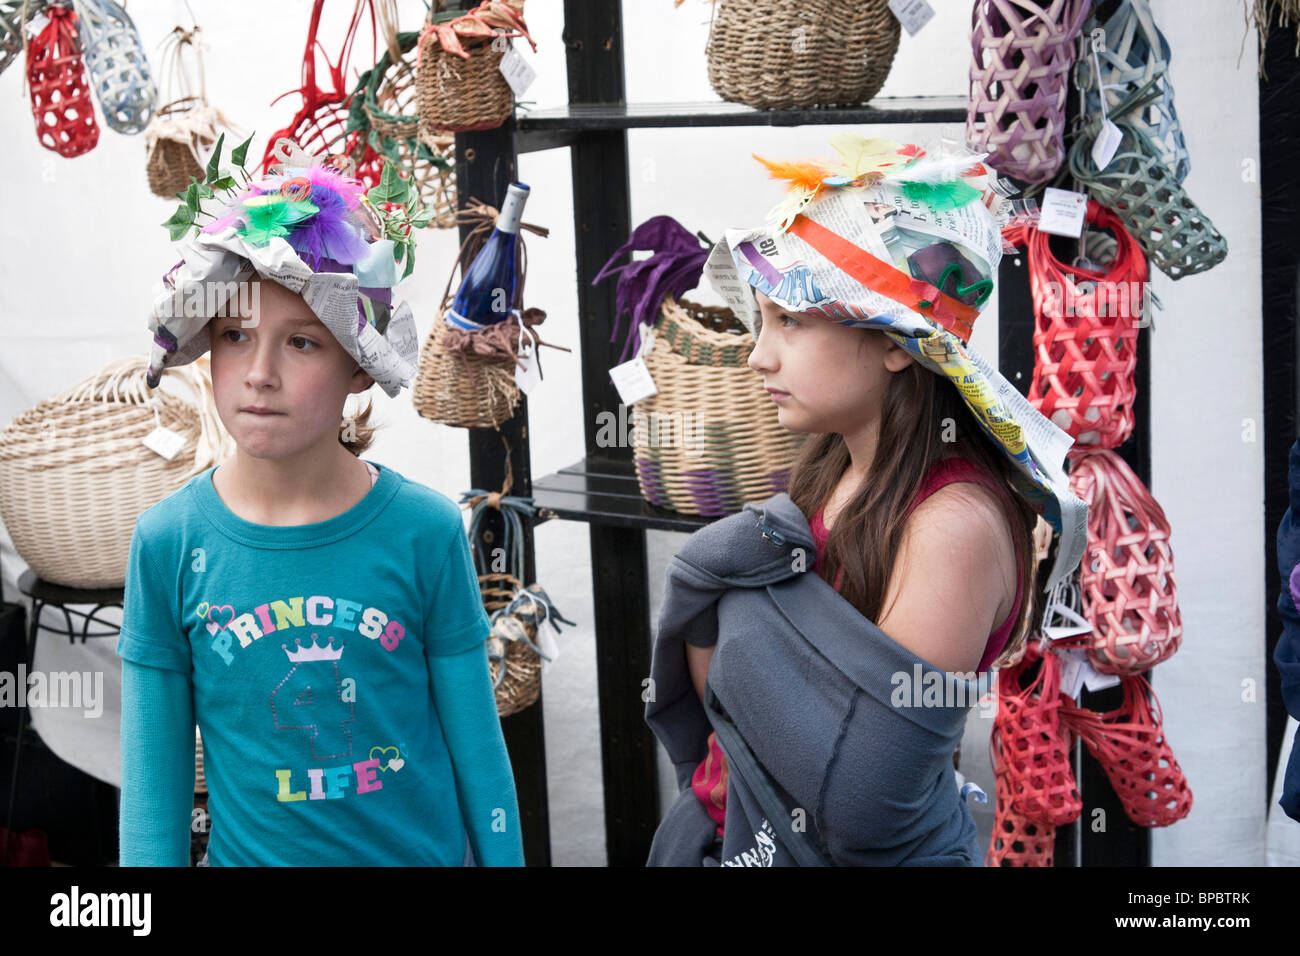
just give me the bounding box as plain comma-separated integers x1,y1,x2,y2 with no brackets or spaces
989,639,1082,826
1059,673,1192,827
1006,199,1146,451
261,0,383,185
987,762,1058,866
26,3,99,157
1069,448,1181,676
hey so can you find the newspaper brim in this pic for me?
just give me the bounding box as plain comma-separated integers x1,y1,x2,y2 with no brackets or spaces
704,216,1087,591
146,227,418,399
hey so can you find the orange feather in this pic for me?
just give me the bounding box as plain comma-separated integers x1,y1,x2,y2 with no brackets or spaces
752,154,828,194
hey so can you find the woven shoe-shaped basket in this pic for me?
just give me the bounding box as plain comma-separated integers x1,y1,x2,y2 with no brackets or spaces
1068,77,1227,280
26,3,100,158
1006,199,1145,451
987,761,1058,866
1059,674,1193,827
1068,448,1181,676
1079,0,1189,182
989,639,1082,826
634,297,803,517
74,0,155,135
704,0,900,110
0,0,49,78
0,356,229,588
967,0,1091,184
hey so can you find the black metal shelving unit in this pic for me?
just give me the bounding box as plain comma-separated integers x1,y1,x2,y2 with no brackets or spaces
461,0,1150,867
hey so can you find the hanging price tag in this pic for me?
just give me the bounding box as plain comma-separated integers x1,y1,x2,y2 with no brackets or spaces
26,10,49,36
499,45,537,97
537,626,560,674
514,323,542,395
888,0,934,35
609,356,657,406
1091,119,1123,171
1037,187,1088,238
142,425,186,460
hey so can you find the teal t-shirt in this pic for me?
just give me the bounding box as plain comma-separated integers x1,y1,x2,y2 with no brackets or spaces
118,460,493,865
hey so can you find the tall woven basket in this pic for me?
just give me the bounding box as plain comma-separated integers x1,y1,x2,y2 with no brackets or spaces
0,356,230,588
635,296,803,516
705,0,900,110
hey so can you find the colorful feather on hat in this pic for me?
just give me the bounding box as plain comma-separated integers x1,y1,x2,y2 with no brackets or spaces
237,194,318,247
285,181,371,269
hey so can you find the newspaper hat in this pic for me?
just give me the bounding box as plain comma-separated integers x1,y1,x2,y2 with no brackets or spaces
146,138,421,398
704,134,1086,589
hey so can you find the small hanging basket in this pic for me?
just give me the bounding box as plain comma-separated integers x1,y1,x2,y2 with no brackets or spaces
988,639,1082,827
0,0,49,78
1059,674,1193,827
633,296,804,516
346,24,458,229
462,461,573,717
1068,76,1227,280
1068,449,1181,676
415,1,534,136
1005,199,1146,451
73,0,155,134
26,2,100,158
0,356,231,588
967,0,1091,185
703,0,900,110
1079,0,1189,182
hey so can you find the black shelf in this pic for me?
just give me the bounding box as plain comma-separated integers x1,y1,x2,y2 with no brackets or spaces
515,97,967,152
532,456,716,533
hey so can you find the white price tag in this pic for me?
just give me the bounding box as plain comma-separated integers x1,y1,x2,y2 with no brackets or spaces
514,324,542,395
1038,187,1088,238
1081,662,1121,693
142,425,186,460
26,10,49,36
1058,648,1085,700
609,356,657,406
888,0,934,35
1091,119,1123,171
499,45,537,97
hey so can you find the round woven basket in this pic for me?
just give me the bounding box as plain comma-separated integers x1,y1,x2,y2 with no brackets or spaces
634,297,803,516
0,356,229,588
412,314,521,430
481,573,541,717
705,0,900,110
144,97,214,199
416,31,513,135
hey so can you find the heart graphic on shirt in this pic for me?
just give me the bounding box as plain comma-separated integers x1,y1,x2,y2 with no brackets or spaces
195,601,210,620
370,746,400,771
388,758,405,772
207,605,235,630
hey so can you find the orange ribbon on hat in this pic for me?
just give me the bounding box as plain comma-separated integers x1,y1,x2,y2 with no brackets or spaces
787,213,979,342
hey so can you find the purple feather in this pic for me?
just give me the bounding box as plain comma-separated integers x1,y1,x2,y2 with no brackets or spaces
593,216,710,365
285,183,370,270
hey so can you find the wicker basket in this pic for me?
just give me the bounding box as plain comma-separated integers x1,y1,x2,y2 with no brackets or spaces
74,0,156,135
480,575,533,716
416,26,514,134
0,356,229,589
705,0,900,110
633,296,803,516
412,313,521,430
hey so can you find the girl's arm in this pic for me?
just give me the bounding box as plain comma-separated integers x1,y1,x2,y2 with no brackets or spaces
686,643,714,702
119,659,195,866
427,642,524,867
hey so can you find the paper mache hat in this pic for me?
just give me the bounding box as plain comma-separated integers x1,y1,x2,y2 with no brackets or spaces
704,134,1086,589
146,137,421,399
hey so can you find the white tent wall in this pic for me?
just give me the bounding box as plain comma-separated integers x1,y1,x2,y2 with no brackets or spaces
0,0,1276,866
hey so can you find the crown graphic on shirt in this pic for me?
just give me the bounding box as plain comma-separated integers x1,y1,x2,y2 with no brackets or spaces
282,634,345,663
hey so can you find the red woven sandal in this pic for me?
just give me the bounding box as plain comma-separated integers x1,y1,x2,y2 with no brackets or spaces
988,639,1082,826
987,760,1058,866
1069,448,1181,676
1059,673,1192,828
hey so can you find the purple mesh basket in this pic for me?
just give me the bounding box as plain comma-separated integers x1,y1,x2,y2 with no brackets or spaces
967,0,1092,185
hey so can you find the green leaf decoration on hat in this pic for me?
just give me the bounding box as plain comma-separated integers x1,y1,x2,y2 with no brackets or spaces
900,179,982,212
238,194,320,247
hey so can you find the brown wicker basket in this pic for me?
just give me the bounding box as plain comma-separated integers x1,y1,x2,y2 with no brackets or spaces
480,573,539,716
705,0,900,110
412,314,522,430
633,296,804,516
416,28,514,135
0,356,229,588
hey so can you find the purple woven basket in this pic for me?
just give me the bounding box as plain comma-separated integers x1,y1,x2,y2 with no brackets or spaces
967,0,1092,185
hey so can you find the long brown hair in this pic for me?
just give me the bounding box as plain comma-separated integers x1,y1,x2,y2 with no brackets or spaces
787,330,1042,668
